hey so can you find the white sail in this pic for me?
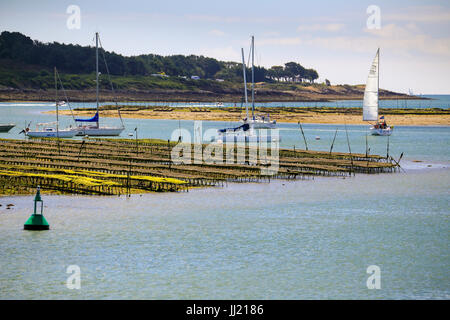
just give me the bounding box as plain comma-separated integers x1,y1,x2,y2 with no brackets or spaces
363,49,379,121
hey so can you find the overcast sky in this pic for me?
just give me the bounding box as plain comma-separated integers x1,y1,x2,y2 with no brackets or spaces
1,0,449,94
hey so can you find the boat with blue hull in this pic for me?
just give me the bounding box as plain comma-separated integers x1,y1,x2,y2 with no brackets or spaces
74,32,124,137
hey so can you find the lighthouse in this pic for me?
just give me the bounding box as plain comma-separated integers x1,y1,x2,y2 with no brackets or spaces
24,186,49,230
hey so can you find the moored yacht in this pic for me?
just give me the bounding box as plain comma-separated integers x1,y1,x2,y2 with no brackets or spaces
241,36,277,129
25,122,77,138
74,32,124,137
25,68,77,138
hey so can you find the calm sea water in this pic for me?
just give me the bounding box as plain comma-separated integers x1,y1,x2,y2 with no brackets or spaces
0,170,448,299
0,100,449,299
1,94,449,110
1,100,449,163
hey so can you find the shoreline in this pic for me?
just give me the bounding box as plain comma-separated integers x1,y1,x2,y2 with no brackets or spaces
0,95,426,103
0,86,426,103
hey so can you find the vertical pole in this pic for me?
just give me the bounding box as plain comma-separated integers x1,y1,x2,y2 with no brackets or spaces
330,128,338,154
168,139,171,169
55,67,60,154
386,135,390,159
365,133,368,157
298,121,308,151
55,67,58,134
251,36,255,119
344,122,354,175
96,32,99,128
135,127,138,156
376,48,380,122
241,48,248,119
127,158,131,197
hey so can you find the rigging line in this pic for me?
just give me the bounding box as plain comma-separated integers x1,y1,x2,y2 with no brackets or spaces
247,40,252,67
98,35,124,127
254,47,261,67
344,120,354,176
55,68,75,122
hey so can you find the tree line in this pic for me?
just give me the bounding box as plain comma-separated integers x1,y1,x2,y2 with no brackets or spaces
0,31,319,83
267,62,319,83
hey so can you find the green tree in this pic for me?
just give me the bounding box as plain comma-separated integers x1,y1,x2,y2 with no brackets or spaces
267,66,284,81
0,31,321,85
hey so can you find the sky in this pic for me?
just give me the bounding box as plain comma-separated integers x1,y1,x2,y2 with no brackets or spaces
1,0,449,94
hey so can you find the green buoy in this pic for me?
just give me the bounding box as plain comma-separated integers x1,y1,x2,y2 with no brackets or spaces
24,186,49,231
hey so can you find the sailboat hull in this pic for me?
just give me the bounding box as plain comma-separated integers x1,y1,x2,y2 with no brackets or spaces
244,120,277,129
26,129,77,138
0,124,15,132
215,133,281,143
214,127,281,143
370,127,393,136
75,126,124,136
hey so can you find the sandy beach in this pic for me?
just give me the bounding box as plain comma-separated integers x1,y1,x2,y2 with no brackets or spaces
53,108,450,126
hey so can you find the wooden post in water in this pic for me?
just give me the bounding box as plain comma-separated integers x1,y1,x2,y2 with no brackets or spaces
330,128,338,154
365,133,368,158
298,121,308,151
77,140,85,161
167,139,171,169
386,135,390,159
344,122,354,175
127,158,131,197
135,127,138,156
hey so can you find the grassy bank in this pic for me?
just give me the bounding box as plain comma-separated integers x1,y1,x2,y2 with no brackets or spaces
0,58,420,102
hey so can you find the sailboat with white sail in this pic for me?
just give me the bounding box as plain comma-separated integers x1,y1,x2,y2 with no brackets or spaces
363,48,393,136
74,32,124,136
25,68,77,138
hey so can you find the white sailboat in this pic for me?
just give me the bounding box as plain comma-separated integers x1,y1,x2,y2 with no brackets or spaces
25,122,77,138
242,36,276,129
74,32,124,136
363,48,393,136
216,47,256,142
214,40,279,143
26,68,77,138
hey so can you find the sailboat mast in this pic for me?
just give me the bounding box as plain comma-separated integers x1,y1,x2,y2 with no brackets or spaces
241,48,248,119
96,32,99,127
251,35,255,119
55,67,59,135
376,48,379,121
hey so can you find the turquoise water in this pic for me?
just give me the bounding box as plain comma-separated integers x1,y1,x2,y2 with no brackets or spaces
0,101,449,299
1,102,449,163
0,170,448,299
1,94,449,111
